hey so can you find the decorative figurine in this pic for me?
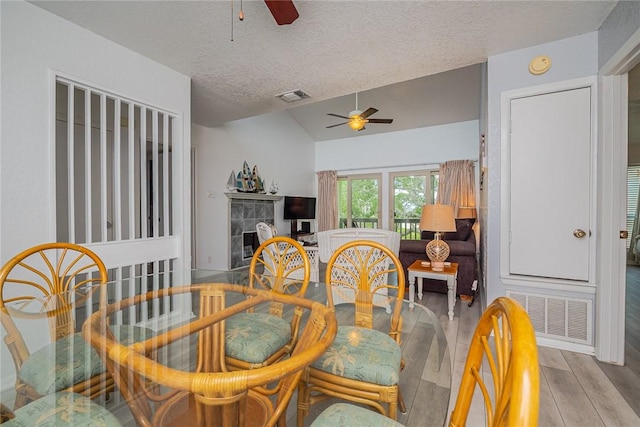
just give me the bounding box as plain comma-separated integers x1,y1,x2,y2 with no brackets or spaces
269,180,279,194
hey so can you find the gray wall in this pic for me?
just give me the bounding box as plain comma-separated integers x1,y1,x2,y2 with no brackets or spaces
598,1,640,70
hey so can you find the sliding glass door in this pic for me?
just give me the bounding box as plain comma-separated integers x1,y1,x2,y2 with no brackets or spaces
338,174,381,228
390,171,438,239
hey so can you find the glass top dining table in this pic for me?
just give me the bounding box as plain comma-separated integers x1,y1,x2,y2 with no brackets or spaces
0,269,452,426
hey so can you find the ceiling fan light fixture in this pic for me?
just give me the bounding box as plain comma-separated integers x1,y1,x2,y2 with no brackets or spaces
348,117,366,131
326,93,393,131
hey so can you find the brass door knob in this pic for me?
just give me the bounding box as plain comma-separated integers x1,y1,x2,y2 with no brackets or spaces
573,229,586,238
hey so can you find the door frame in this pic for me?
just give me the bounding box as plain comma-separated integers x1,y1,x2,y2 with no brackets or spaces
597,28,640,364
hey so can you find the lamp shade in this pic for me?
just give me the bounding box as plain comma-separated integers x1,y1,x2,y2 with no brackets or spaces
457,206,477,219
419,204,456,232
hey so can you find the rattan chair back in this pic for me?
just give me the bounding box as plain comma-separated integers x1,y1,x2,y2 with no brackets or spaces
449,297,539,427
249,236,310,297
0,242,108,407
325,240,404,335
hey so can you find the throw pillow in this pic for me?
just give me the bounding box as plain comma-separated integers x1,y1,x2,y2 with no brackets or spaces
444,218,475,241
420,218,475,241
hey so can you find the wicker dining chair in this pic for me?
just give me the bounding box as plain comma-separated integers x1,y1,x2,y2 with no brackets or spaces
297,240,406,425
0,242,150,409
310,402,405,427
449,296,539,427
309,296,540,427
225,236,311,371
0,392,122,426
256,222,319,282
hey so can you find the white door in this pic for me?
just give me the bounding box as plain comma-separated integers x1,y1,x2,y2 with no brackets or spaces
509,87,592,281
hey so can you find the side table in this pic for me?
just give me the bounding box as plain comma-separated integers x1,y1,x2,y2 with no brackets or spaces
407,260,458,320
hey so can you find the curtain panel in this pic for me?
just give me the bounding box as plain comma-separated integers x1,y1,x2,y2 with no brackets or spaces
437,160,476,214
317,170,338,232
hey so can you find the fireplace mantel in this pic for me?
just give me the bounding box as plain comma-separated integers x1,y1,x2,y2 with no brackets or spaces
225,192,283,202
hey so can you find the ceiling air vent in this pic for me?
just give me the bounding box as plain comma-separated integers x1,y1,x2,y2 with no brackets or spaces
276,89,310,103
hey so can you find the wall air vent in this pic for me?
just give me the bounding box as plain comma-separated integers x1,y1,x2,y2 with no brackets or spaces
507,291,593,345
276,89,310,103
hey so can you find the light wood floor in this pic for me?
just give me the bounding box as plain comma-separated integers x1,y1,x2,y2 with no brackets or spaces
418,289,640,427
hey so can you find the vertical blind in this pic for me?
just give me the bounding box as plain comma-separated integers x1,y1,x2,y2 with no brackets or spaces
627,165,640,249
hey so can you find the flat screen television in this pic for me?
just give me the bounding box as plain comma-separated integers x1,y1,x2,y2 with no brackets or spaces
283,196,316,220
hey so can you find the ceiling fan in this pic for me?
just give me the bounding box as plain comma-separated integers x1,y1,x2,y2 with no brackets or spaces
326,93,394,131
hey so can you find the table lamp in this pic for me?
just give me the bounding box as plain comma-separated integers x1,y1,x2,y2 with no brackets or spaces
420,204,456,271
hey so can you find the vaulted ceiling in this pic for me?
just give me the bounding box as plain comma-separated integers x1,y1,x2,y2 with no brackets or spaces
31,1,618,141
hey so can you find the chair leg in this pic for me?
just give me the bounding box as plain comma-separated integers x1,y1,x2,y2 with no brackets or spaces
398,358,407,413
398,389,407,414
13,387,30,410
0,403,15,422
388,399,398,420
296,381,309,427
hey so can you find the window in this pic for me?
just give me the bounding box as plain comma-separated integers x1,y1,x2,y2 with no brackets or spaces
337,174,381,228
337,169,439,236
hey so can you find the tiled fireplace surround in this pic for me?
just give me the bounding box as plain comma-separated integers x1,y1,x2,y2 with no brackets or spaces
227,193,282,269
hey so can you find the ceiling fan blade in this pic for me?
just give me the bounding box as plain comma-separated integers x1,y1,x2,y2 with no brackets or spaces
326,122,349,128
357,126,367,131
366,118,394,124
359,107,378,119
327,113,351,119
264,0,299,25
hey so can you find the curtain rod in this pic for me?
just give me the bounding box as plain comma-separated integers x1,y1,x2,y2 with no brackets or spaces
319,159,479,174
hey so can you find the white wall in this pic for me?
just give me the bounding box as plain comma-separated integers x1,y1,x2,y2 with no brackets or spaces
315,120,479,171
1,1,191,262
0,0,190,396
486,32,599,304
193,111,316,270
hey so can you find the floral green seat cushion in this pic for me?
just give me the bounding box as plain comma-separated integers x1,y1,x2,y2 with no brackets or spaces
4,391,122,427
311,326,401,386
19,325,153,396
311,403,404,427
225,312,291,364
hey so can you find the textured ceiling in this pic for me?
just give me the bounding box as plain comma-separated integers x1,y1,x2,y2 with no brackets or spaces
31,0,617,140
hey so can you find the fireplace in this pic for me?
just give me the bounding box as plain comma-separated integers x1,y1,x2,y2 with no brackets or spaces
226,192,282,269
242,231,259,259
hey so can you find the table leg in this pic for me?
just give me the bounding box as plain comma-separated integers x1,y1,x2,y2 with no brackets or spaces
418,277,423,301
409,273,415,309
447,275,455,321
